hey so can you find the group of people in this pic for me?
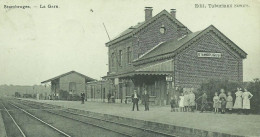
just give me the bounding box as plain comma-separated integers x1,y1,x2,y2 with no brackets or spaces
212,88,253,114
128,87,254,115
131,90,149,111
170,90,196,112
170,87,254,114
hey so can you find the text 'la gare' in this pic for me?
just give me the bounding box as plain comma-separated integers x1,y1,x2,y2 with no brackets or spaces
40,4,59,8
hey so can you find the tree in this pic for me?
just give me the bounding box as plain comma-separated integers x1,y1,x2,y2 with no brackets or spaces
246,78,260,114
198,79,260,114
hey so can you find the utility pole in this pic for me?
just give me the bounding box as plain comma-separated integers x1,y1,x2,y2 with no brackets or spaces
103,23,111,41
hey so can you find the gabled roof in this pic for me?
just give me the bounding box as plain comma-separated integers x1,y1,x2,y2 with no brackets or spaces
106,10,191,46
133,25,247,65
41,71,96,83
110,22,145,42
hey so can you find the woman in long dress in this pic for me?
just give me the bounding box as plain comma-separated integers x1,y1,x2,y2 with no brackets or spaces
233,88,243,114
189,90,196,112
183,91,189,112
242,88,253,114
179,93,184,112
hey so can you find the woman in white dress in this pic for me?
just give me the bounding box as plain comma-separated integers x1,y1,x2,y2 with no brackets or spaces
242,88,253,114
179,93,184,112
233,88,243,114
183,91,190,112
189,90,196,112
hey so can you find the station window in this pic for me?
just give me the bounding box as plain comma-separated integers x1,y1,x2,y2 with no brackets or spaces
118,50,122,66
111,52,115,67
127,47,132,64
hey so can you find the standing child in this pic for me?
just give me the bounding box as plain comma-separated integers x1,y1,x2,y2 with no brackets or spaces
226,92,233,113
200,92,208,113
170,97,176,112
179,93,184,112
220,97,226,114
174,95,179,112
213,92,220,113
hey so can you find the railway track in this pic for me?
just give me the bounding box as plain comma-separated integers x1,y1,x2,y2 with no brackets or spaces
1,101,72,137
2,103,26,137
16,99,178,137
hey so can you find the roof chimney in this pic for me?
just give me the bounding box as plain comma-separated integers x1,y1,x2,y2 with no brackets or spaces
170,9,176,18
145,7,153,21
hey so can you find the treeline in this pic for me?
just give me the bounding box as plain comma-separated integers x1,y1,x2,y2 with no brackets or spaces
0,85,50,97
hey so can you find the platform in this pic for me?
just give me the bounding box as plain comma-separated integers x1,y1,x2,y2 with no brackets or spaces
21,99,260,137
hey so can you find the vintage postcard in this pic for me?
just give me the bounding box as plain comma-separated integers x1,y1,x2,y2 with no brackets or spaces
0,0,259,137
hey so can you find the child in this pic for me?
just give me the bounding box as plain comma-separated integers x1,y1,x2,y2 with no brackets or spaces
179,93,184,112
226,92,233,113
174,95,179,112
213,92,220,113
220,97,226,114
170,97,176,112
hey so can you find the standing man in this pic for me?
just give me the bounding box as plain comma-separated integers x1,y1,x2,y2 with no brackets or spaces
200,92,208,113
143,90,150,111
81,92,85,104
107,92,111,103
131,90,140,111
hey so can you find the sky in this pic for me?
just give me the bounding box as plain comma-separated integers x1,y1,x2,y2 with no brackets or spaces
0,0,259,85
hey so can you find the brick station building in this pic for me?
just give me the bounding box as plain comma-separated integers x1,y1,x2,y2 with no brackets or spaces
92,7,247,105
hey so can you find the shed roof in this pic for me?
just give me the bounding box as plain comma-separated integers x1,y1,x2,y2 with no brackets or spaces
41,71,96,83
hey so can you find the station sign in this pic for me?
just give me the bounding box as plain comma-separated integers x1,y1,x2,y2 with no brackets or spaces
197,52,221,58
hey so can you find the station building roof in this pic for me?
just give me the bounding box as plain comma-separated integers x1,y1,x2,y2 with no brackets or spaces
41,71,96,83
106,10,191,46
133,25,247,65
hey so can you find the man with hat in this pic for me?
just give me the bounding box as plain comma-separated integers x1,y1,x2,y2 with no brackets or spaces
131,90,140,111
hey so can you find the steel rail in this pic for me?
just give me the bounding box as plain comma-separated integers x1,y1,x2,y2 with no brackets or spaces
13,101,133,137
2,103,26,137
10,103,72,137
62,109,178,137
20,100,177,137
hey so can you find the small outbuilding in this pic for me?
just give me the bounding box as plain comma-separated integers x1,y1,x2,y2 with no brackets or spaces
41,71,96,99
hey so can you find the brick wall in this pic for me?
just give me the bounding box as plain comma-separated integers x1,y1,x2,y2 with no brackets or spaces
59,73,86,95
174,32,243,88
108,38,133,74
132,15,186,59
108,14,187,75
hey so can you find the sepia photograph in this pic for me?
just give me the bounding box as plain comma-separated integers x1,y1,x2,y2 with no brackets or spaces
0,0,259,137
